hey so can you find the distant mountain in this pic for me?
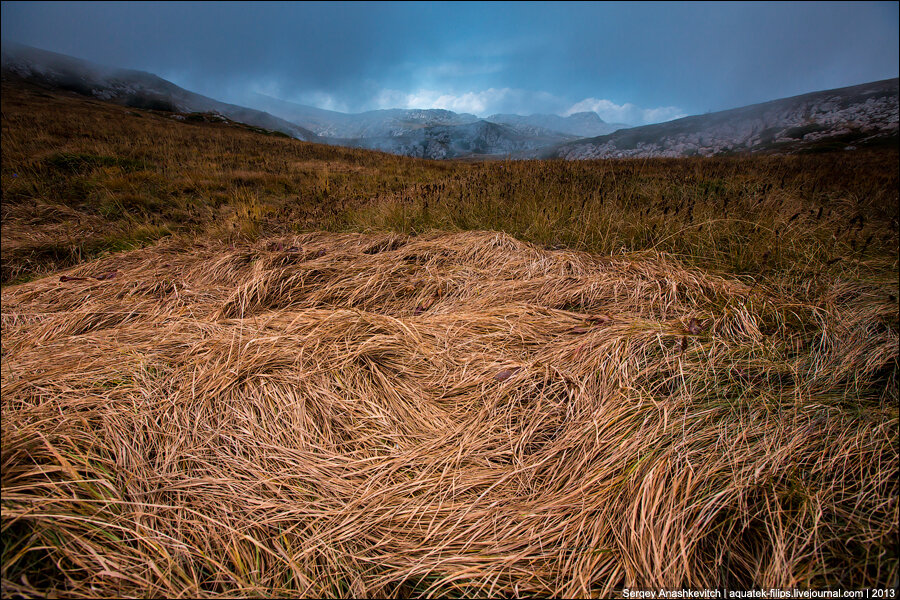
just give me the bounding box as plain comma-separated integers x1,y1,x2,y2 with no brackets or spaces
246,92,481,139
486,112,628,138
0,41,319,141
543,78,899,159
0,43,599,159
248,92,623,144
340,119,573,159
248,93,641,158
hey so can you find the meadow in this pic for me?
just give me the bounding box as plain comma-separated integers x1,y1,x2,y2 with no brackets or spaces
2,79,898,597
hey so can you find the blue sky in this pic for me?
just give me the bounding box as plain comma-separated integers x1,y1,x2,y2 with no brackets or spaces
2,1,898,124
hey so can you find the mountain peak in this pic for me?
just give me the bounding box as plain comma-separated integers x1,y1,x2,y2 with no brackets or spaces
565,111,606,124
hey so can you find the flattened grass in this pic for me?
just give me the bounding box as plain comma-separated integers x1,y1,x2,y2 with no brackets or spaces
1,231,897,596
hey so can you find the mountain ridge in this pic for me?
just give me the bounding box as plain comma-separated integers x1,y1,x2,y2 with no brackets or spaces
246,91,627,142
543,78,899,159
3,41,896,161
0,43,605,158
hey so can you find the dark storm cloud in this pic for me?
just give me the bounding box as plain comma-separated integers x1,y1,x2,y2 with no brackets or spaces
1,1,897,120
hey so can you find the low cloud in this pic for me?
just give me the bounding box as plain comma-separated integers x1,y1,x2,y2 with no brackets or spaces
372,88,501,115
290,91,350,113
565,99,687,125
372,87,568,116
243,81,352,113
264,85,692,123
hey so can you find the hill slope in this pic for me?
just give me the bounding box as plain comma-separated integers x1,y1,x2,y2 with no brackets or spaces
1,41,320,141
0,44,597,159
545,78,899,159
3,74,897,283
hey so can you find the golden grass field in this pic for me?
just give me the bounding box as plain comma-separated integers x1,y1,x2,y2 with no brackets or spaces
2,78,898,597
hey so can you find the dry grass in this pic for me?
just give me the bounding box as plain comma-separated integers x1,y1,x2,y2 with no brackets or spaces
2,78,898,597
3,78,897,285
0,79,453,284
2,230,897,597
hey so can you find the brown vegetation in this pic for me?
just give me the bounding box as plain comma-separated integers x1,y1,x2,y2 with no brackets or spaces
2,79,897,284
2,79,898,597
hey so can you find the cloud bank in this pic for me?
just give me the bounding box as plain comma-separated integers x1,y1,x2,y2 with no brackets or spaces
371,88,563,117
367,88,686,125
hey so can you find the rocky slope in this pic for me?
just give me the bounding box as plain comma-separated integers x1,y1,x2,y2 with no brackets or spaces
545,78,899,159
247,92,627,142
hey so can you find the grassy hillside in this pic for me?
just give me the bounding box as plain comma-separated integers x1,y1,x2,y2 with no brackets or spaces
3,79,897,284
2,79,898,597
0,80,454,284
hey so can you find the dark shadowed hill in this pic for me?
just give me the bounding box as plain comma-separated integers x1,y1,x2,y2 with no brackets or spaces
1,41,320,141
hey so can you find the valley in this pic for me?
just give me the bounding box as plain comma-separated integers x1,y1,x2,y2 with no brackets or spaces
6,41,896,161
1,49,898,598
